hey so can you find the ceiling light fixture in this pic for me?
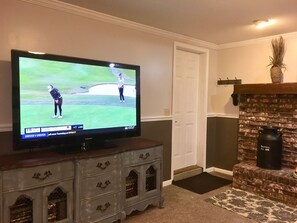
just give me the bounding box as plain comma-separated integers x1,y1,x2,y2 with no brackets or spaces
253,19,273,29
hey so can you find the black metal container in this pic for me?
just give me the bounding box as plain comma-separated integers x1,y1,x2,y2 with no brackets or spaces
257,126,282,170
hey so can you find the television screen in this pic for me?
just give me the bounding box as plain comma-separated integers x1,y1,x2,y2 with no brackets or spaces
11,50,140,151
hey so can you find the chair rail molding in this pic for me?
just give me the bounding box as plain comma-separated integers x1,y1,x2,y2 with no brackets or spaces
207,113,239,119
0,124,12,132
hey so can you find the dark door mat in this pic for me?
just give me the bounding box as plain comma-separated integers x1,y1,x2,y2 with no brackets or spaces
172,172,232,194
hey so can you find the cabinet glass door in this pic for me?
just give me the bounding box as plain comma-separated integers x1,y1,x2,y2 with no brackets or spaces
145,166,157,192
9,195,33,223
47,187,67,222
126,170,138,199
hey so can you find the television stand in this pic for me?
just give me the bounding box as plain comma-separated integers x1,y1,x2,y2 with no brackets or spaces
0,138,163,222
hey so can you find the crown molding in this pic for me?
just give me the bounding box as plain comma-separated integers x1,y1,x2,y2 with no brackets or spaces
19,0,218,50
218,32,297,50
17,1,297,52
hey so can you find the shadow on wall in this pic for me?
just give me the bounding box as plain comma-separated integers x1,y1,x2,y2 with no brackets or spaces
224,93,239,115
0,131,13,155
0,60,12,129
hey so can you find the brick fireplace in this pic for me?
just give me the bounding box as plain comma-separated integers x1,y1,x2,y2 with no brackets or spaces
232,83,297,206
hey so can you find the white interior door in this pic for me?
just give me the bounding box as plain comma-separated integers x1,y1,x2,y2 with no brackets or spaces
172,49,200,171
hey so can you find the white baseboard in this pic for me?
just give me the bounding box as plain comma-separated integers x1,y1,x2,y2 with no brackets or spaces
205,167,233,176
205,167,215,172
162,179,172,187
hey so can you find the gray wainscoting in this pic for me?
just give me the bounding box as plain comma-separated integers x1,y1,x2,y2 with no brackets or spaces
141,120,172,181
206,116,239,171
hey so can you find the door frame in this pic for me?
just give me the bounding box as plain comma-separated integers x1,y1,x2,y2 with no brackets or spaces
171,42,209,179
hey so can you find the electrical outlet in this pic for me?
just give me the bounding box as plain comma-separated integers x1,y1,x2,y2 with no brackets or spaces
164,108,170,116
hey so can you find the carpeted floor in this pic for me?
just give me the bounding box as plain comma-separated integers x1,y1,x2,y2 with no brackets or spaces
125,184,297,223
205,188,297,223
172,172,232,194
125,184,257,223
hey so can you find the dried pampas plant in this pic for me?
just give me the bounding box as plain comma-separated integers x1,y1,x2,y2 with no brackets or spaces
268,36,286,70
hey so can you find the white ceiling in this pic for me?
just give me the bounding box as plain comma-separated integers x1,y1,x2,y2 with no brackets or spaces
58,0,297,44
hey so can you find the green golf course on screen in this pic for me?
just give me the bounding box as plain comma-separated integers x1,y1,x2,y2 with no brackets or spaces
18,57,137,135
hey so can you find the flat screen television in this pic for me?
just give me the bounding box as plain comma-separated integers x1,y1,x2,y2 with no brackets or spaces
11,49,140,152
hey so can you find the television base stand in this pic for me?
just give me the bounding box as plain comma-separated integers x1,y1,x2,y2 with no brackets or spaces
80,140,118,151
55,139,119,154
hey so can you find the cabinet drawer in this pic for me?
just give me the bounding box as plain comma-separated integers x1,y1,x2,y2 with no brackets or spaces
79,155,118,177
80,170,119,199
2,161,74,192
123,146,162,165
80,193,118,222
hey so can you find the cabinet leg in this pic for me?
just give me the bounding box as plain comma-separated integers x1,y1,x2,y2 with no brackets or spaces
159,196,165,209
120,211,126,222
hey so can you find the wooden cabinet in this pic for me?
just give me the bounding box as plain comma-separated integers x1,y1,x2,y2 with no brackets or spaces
2,161,74,223
75,155,122,223
0,138,163,223
123,146,164,216
2,161,73,192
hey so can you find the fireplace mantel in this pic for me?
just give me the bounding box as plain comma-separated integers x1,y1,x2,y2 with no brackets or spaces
233,82,297,94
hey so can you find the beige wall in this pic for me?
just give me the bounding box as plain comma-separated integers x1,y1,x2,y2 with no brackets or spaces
0,0,218,130
0,0,174,127
1,0,296,123
213,34,297,116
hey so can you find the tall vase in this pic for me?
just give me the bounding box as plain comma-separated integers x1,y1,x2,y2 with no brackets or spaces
270,66,283,83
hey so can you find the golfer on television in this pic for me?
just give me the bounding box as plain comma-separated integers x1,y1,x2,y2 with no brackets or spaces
48,84,63,118
118,73,125,102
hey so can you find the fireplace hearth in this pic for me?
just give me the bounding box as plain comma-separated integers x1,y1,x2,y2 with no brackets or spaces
232,83,297,206
233,162,296,206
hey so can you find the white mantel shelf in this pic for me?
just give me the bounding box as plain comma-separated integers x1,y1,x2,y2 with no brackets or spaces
233,82,297,94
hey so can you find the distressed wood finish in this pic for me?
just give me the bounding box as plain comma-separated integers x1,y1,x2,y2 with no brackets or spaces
0,138,163,223
122,146,163,216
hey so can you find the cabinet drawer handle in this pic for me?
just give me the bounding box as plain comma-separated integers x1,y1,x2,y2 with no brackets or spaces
96,161,111,170
32,170,52,181
96,180,111,189
96,202,110,212
139,153,150,160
